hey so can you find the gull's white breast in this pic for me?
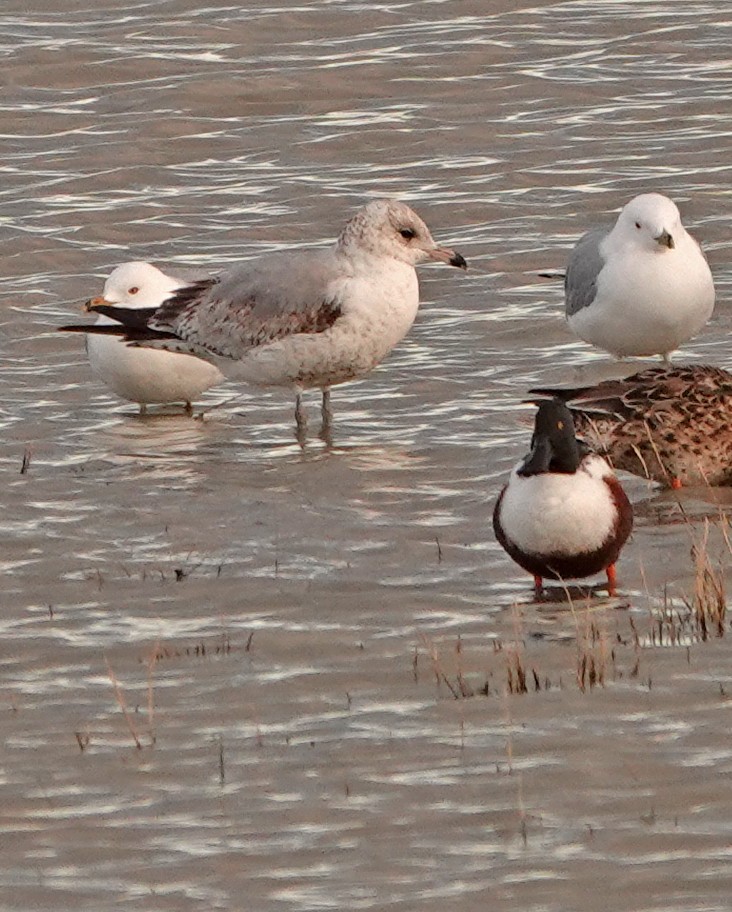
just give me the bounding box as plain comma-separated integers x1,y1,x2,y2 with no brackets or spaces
569,232,714,357
223,258,420,389
88,315,223,405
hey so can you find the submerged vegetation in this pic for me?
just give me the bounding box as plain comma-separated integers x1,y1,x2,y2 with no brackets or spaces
417,511,730,701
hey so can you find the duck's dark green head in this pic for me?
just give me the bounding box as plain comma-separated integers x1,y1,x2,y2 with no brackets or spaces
518,399,588,477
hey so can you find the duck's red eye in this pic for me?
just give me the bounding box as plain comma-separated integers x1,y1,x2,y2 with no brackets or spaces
634,222,641,229
128,286,139,294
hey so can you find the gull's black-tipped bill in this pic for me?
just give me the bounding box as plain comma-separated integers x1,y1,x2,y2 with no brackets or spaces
450,251,468,270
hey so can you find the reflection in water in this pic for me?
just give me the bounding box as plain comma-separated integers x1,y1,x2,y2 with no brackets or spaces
2,2,732,909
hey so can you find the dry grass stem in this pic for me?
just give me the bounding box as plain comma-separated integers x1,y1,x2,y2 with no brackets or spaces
419,633,471,699
145,642,159,746
688,519,726,640
19,446,32,475
106,659,143,750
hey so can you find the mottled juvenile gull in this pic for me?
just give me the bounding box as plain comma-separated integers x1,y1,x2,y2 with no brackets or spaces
65,262,224,413
71,199,467,439
564,193,714,362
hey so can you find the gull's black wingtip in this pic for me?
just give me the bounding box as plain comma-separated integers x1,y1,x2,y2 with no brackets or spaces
58,323,101,334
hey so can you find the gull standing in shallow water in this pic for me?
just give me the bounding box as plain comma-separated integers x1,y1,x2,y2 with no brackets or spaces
71,262,224,413
564,193,714,362
493,399,633,597
71,200,467,440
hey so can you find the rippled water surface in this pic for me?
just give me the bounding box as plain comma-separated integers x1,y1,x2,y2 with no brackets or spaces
3,2,732,910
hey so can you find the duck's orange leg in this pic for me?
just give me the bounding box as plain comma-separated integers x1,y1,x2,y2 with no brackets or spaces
671,477,682,490
606,564,617,597
533,575,543,596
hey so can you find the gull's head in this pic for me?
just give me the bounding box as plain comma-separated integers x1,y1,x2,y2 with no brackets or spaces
85,261,182,311
338,199,467,270
614,193,683,252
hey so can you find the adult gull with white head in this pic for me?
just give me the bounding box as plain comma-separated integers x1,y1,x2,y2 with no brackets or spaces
565,193,714,362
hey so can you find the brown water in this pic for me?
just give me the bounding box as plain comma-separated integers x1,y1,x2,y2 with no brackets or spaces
2,2,732,910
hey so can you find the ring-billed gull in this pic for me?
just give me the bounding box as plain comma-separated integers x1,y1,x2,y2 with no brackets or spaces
63,262,224,413
493,399,633,597
76,199,467,439
564,193,714,362
530,366,732,488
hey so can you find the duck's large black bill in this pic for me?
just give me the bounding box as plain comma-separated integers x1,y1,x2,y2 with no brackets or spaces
518,436,553,477
518,399,583,476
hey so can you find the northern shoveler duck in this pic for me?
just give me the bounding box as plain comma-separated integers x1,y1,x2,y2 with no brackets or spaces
64,262,224,414
493,399,633,596
531,365,732,488
564,193,714,362
61,200,467,440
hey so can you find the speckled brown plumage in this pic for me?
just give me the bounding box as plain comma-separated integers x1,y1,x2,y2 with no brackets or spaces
65,200,467,440
154,277,343,358
531,365,732,487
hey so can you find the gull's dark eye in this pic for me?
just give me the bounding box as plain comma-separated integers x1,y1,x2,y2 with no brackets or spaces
634,222,641,230
128,286,139,294
399,227,416,240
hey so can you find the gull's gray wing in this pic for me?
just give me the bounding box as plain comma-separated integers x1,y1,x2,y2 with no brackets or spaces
151,249,345,360
565,227,608,317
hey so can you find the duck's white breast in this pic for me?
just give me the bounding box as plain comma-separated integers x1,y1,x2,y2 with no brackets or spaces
498,455,618,557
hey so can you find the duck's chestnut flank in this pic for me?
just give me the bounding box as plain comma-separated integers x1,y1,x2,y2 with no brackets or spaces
493,399,633,596
493,474,632,584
